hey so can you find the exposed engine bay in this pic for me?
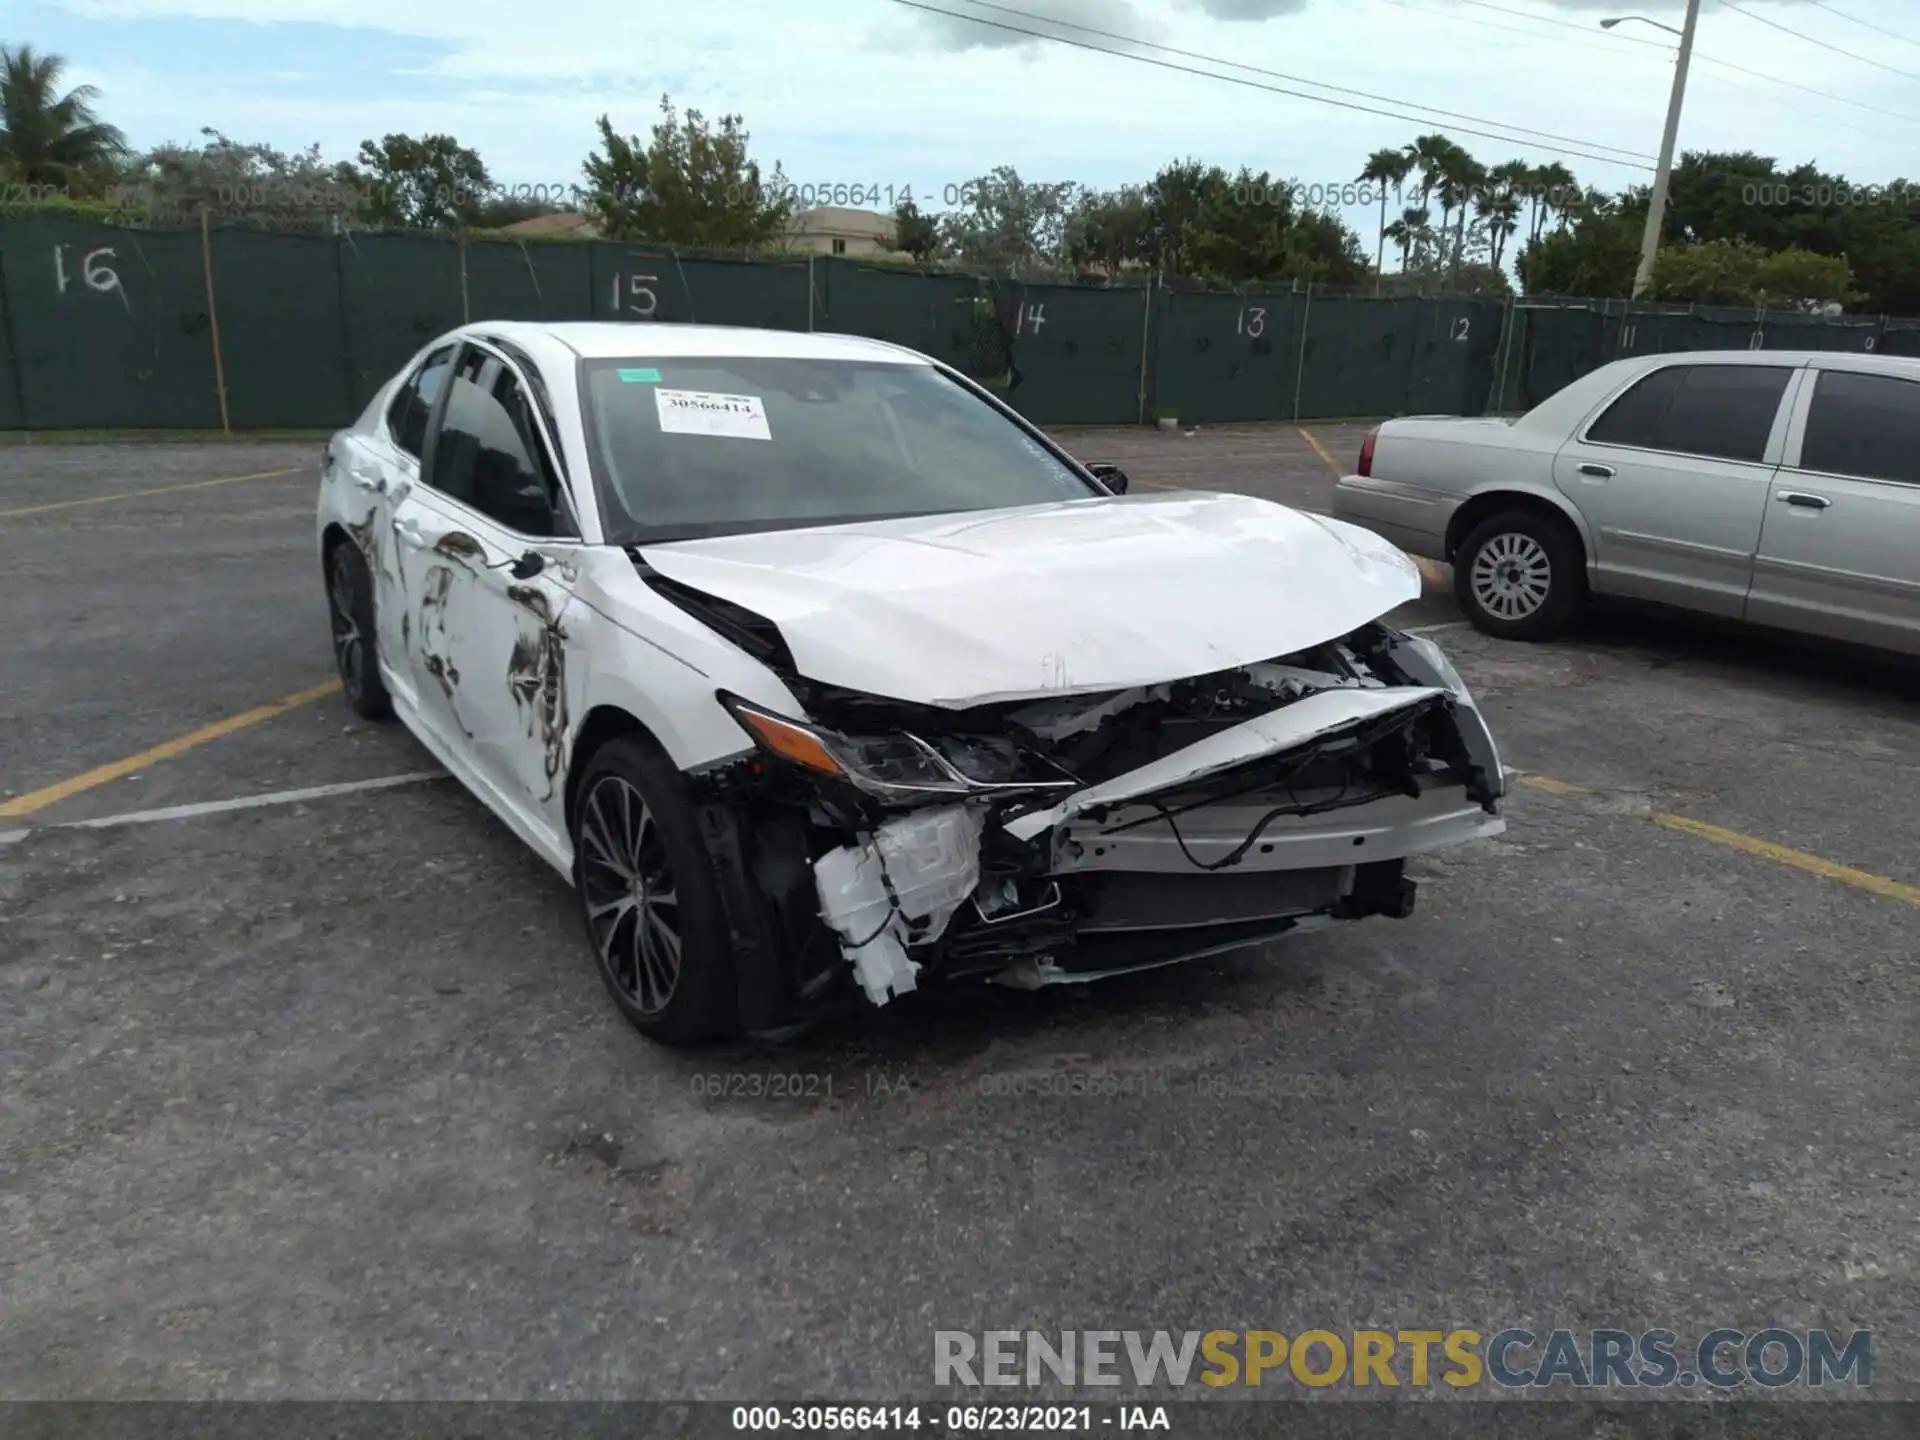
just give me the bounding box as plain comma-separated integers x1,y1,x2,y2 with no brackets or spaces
652,549,1508,1024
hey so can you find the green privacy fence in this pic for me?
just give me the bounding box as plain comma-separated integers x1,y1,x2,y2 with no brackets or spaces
4,212,1920,434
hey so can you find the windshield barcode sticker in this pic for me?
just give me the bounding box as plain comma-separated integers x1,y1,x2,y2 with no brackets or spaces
654,387,772,441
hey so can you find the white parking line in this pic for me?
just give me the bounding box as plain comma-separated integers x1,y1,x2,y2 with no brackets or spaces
1406,621,1468,636
0,772,447,845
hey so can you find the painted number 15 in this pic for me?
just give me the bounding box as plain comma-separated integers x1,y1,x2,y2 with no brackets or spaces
613,273,658,318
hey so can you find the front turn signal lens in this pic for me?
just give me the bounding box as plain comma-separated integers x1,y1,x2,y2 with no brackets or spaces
730,705,846,776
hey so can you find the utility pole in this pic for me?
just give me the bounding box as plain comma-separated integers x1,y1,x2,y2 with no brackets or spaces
1632,0,1702,299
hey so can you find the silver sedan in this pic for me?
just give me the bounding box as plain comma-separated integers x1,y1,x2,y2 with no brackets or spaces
1331,350,1920,656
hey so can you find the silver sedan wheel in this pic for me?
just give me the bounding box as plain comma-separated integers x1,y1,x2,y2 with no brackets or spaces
1469,532,1553,621
578,775,683,1016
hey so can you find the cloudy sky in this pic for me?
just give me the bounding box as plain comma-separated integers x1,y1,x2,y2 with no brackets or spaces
15,0,1920,238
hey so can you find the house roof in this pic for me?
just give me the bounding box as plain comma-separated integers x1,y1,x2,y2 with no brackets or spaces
500,211,600,237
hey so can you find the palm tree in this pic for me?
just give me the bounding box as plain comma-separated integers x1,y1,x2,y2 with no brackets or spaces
1531,162,1579,240
0,45,128,187
1358,146,1415,293
1450,153,1487,281
1384,205,1431,272
1481,159,1529,274
1405,133,1454,241
1479,184,1522,273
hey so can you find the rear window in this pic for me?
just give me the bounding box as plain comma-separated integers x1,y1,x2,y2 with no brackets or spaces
578,357,1099,544
1586,364,1793,463
1799,369,1920,485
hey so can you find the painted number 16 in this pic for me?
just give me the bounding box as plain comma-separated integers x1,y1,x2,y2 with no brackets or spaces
53,244,124,297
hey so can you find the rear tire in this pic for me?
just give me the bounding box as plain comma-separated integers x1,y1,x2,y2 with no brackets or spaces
326,539,393,720
570,735,739,1047
1454,509,1585,641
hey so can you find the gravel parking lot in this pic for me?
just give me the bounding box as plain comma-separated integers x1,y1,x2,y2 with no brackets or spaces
3,428,1916,1405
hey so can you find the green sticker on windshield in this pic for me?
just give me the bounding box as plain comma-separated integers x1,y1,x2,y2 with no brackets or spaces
618,367,662,383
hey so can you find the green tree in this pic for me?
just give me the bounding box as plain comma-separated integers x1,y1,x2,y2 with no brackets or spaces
1142,158,1212,277
1063,184,1151,276
355,133,490,230
1520,208,1640,296
1358,146,1415,287
892,195,942,262
939,166,1077,272
581,95,792,248
0,44,128,189
117,127,360,227
1649,238,1857,308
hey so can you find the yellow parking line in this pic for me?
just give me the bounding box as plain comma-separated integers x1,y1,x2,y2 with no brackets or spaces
0,680,338,819
0,467,303,520
1514,771,1594,798
1654,812,1920,908
1298,427,1343,476
1515,771,1919,908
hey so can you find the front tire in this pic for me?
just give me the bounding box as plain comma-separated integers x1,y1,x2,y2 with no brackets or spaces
570,736,738,1046
326,539,393,720
1454,510,1585,641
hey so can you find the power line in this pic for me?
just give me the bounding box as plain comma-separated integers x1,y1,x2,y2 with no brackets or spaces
1379,0,1666,62
1388,0,1920,128
884,0,1654,170
1718,0,1920,82
942,0,1653,163
1804,0,1920,54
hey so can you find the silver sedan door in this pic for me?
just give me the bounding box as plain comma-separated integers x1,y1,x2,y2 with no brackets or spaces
1748,363,1920,655
1551,361,1800,618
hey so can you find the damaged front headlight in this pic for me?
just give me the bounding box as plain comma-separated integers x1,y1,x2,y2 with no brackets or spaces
721,695,1075,804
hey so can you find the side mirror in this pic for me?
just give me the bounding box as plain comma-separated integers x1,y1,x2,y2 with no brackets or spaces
510,550,546,580
1086,462,1130,495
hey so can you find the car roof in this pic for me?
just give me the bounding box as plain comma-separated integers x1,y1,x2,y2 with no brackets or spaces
456,320,932,365
1613,348,1920,376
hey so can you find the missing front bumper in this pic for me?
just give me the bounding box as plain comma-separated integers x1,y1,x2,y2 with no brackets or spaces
808,681,1504,1008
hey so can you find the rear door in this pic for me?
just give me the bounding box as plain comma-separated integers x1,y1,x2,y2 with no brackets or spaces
1748,364,1920,655
359,342,454,710
1551,361,1802,617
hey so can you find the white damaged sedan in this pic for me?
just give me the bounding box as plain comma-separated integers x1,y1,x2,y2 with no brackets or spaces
318,322,1507,1045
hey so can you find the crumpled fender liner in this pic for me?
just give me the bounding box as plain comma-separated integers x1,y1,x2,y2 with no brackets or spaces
695,802,790,1033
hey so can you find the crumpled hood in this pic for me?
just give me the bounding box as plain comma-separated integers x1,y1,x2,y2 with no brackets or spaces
636,491,1421,708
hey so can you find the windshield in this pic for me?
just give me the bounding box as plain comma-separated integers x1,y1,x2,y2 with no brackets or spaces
577,356,1102,544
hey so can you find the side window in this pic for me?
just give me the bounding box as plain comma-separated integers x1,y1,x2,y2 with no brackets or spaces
1586,364,1792,463
1799,370,1920,485
427,348,563,535
1655,365,1794,463
1585,366,1686,449
385,346,454,459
